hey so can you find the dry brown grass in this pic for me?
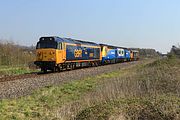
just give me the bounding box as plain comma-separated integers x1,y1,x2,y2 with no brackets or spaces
56,58,180,120
0,41,35,76
1,58,179,120
0,41,35,67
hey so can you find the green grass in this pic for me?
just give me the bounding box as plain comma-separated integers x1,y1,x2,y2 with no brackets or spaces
74,57,180,120
0,66,36,76
0,58,179,120
0,75,102,119
0,62,136,120
75,95,180,120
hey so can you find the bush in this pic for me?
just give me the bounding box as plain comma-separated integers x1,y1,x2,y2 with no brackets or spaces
0,41,35,66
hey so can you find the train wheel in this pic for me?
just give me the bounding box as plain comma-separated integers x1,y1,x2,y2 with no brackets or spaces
90,62,93,67
110,59,116,64
57,67,61,72
72,63,76,70
95,62,98,67
51,67,57,72
69,64,73,70
57,64,61,72
73,63,76,70
71,64,74,70
65,64,68,70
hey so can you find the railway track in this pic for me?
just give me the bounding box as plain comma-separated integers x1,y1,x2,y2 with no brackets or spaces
0,66,102,83
0,59,150,84
0,60,154,99
0,73,39,83
0,62,130,83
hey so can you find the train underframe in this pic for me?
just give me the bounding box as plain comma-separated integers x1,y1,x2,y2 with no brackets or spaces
102,58,131,65
35,57,136,73
35,61,101,73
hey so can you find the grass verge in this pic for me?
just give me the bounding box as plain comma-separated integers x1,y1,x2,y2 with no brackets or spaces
74,57,180,120
0,58,179,120
0,61,140,120
0,66,36,76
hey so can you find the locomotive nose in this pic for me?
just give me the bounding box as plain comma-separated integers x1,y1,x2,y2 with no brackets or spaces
36,49,56,61
50,51,55,55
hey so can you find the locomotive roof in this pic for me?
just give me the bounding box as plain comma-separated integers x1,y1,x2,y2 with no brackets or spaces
42,36,100,47
99,44,128,50
64,38,100,46
131,50,139,52
39,36,133,50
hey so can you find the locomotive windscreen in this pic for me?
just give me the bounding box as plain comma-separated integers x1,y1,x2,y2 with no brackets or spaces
36,37,57,49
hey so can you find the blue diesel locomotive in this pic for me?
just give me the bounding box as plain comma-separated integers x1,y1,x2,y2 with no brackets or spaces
35,37,102,72
34,36,139,72
100,44,131,64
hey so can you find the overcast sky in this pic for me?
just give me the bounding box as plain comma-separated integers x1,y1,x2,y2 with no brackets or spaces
0,0,180,53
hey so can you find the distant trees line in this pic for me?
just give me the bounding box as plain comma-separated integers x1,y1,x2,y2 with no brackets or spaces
170,45,180,57
0,41,35,66
130,48,160,58
1,40,178,66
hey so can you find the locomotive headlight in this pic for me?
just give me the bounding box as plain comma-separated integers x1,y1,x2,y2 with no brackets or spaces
37,52,41,56
50,51,55,55
48,58,55,61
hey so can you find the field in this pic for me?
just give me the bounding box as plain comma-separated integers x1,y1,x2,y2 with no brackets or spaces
0,57,179,120
0,42,35,77
0,66,37,77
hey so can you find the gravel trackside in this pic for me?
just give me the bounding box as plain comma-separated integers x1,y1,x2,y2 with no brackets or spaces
0,61,144,99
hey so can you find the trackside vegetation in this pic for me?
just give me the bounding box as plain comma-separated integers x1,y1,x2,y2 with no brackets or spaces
0,57,179,120
0,66,36,76
0,41,35,77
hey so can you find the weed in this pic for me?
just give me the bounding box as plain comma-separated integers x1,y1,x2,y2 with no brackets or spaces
1,58,179,119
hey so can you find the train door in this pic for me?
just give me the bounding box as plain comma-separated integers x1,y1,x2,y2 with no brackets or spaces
56,42,66,64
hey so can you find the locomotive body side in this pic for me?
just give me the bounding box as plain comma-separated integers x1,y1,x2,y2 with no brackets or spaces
65,42,101,62
35,37,102,72
124,49,131,61
117,48,125,62
34,36,139,73
130,50,139,61
100,45,117,64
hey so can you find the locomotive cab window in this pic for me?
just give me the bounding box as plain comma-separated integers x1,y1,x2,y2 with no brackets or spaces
36,42,57,49
57,43,63,50
36,37,57,49
122,51,124,54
